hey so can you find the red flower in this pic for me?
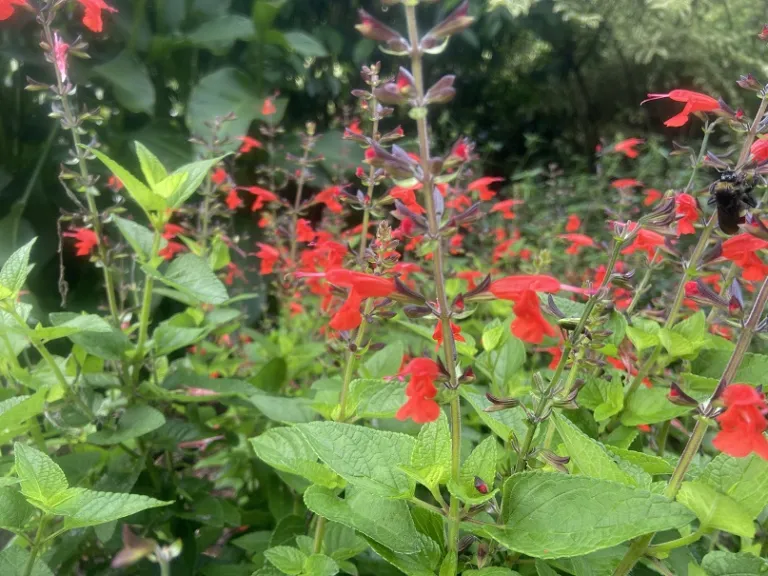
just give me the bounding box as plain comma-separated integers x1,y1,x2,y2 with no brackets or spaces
242,186,278,211
296,219,316,243
162,223,184,240
315,186,344,214
76,0,118,33
329,291,363,331
565,214,581,232
759,25,768,41
224,262,245,286
511,289,557,344
0,0,28,21
468,177,503,201
545,346,562,370
238,136,262,153
225,189,243,210
490,275,561,300
390,184,425,215
675,193,699,235
63,228,99,257
559,233,596,255
450,139,471,161
644,188,663,206
490,198,524,220
396,358,441,424
612,138,644,159
347,119,363,135
159,241,185,261
53,33,69,84
262,98,277,116
255,243,279,274
457,270,484,290
326,269,395,298
642,89,720,127
612,178,643,189
621,226,666,260
211,168,228,186
432,320,464,348
751,138,768,163
107,175,123,191
713,384,768,459
446,194,472,212
722,234,768,281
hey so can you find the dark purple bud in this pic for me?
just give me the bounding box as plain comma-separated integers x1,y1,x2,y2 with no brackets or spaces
373,83,407,106
355,10,410,54
667,382,698,407
403,304,431,319
473,476,489,495
368,342,386,352
460,367,475,383
703,151,730,169
457,535,476,553
351,89,372,100
718,98,738,117
484,392,520,412
737,73,762,91
380,125,405,142
537,450,571,474
687,278,729,310
394,277,426,303
365,141,416,179
343,129,368,144
463,274,492,302
448,203,483,228
547,294,566,319
424,75,456,105
421,1,474,50
610,270,636,290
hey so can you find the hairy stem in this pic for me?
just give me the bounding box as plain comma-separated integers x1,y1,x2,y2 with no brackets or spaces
132,229,162,387
404,3,462,561
199,175,214,257
358,109,380,261
337,302,373,422
23,514,50,576
312,516,327,554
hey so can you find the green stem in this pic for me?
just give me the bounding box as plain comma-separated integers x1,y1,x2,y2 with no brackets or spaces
647,528,705,556
289,145,312,264
656,419,671,456
684,121,715,193
358,114,380,261
23,514,50,576
312,516,326,554
625,251,658,316
404,4,462,561
337,303,372,422
132,230,162,387
199,175,214,258
736,94,768,168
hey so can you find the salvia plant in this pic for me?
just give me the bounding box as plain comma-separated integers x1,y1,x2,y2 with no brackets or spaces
2,1,768,576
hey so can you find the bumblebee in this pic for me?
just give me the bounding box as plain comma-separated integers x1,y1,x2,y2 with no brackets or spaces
708,170,757,234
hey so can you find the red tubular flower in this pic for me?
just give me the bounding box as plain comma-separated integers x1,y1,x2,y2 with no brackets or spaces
722,234,768,281
347,119,363,135
225,189,243,210
262,98,277,116
326,269,395,298
713,384,768,459
644,188,663,206
612,178,643,189
751,138,768,163
238,136,262,153
224,262,245,286
53,33,69,84
612,138,644,159
315,186,344,214
468,177,503,201
433,320,464,348
396,358,441,424
296,219,316,243
490,199,524,220
159,241,185,261
546,346,563,370
759,24,768,41
77,0,118,33
390,184,426,215
621,227,666,260
211,168,228,186
565,214,581,232
511,289,557,344
63,228,99,257
329,290,363,331
255,243,279,274
457,270,484,290
675,194,699,235
0,0,29,21
450,139,471,162
242,186,278,211
559,233,596,255
642,89,720,127
490,275,561,300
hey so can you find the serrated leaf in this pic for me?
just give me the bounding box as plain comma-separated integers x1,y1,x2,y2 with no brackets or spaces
361,341,404,379
0,546,54,576
482,318,507,352
147,253,229,304
49,312,132,360
677,481,755,537
52,487,172,528
87,405,166,445
250,427,343,489
476,336,526,388
449,436,499,504
460,386,529,442
298,422,414,498
405,411,451,489
349,378,406,419
303,485,420,554
367,532,442,576
658,327,697,358
480,472,694,558
626,325,660,352
153,323,208,356
607,448,674,475
264,546,306,575
578,374,623,422
167,156,225,208
34,314,112,343
0,389,47,431
698,453,768,519
152,171,189,200
553,413,638,485
249,393,316,424
111,215,166,262
323,522,367,562
692,351,768,386
303,554,339,576
0,238,35,300
14,443,69,509
134,141,168,187
0,487,35,534
91,149,164,214
701,551,768,575
620,386,692,426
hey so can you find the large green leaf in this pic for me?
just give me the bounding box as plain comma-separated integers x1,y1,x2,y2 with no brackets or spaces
460,386,529,442
701,551,768,575
0,486,35,534
186,14,256,53
298,422,415,498
400,411,451,491
0,238,35,300
94,51,156,114
34,314,112,343
49,312,132,360
480,472,694,558
692,351,768,386
303,485,421,554
0,389,48,431
146,253,229,304
90,149,164,214
0,546,54,576
14,443,69,509
264,546,306,575
448,436,499,505
620,386,692,426
284,31,329,57
249,393,316,424
152,322,209,356
87,405,166,446
167,157,225,208
51,487,172,529
366,532,442,576
677,481,755,537
698,453,768,519
112,215,166,262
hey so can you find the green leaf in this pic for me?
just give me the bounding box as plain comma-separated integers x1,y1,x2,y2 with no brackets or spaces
366,532,440,576
250,427,343,489
186,15,256,53
14,443,69,509
264,546,306,575
677,481,755,537
626,319,661,352
298,422,414,498
698,453,768,519
0,238,35,300
578,375,624,422
153,322,208,356
93,51,155,114
0,486,35,534
692,351,768,386
482,318,507,352
134,141,168,187
701,551,768,575
535,561,559,576
303,554,339,576
0,546,54,576
49,312,132,360
361,341,404,379
51,487,172,528
167,156,225,208
658,328,697,358
249,393,316,424
151,171,188,200
621,386,693,426
607,448,674,475
449,436,499,504
349,378,406,419
90,148,164,214
673,311,707,342
87,405,166,445
34,314,112,343
553,413,638,485
476,336,526,388
481,472,694,558
323,522,367,562
0,389,48,431
460,386,529,442
112,215,165,261
147,253,229,304
303,485,421,554
465,569,521,576
284,31,329,57
401,411,451,491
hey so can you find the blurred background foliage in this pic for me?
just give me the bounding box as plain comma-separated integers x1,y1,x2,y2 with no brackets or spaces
0,0,767,317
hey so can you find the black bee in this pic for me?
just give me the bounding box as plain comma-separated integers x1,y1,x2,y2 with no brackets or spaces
708,170,758,234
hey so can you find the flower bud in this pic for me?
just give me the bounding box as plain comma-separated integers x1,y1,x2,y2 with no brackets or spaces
355,10,410,54
667,382,698,407
474,476,490,494
421,1,474,51
424,75,456,105
537,450,571,474
484,392,520,412
737,73,762,91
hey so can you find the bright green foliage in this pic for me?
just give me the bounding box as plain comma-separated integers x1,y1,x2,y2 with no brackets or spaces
0,239,36,301
677,481,755,538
